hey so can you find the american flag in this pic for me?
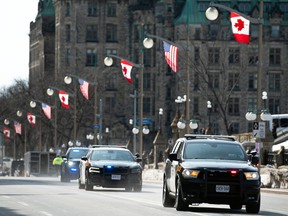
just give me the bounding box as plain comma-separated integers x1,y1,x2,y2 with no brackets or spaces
78,79,89,100
42,103,52,119
14,121,22,135
163,41,178,73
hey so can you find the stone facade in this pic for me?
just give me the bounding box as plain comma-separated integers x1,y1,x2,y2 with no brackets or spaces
29,0,288,154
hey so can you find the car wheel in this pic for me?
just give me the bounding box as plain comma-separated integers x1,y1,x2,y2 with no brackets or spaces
125,186,133,192
78,179,85,189
85,173,93,191
175,179,189,211
246,195,260,214
162,178,175,207
133,184,142,192
229,202,242,210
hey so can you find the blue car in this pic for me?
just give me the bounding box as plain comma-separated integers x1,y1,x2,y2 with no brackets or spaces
60,147,90,182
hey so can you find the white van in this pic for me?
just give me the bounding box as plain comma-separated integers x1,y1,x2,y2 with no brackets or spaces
268,114,288,132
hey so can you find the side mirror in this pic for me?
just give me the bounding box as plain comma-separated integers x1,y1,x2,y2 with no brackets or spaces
168,153,178,161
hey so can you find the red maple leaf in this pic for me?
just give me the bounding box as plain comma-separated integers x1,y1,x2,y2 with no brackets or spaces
122,66,127,75
61,96,66,102
234,18,245,31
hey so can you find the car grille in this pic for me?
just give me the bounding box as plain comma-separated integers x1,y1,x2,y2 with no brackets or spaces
103,166,129,174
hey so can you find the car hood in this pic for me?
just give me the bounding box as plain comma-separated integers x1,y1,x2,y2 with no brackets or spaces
181,159,258,171
90,160,140,168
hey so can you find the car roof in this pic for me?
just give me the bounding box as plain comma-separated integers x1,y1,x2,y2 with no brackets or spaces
182,134,237,142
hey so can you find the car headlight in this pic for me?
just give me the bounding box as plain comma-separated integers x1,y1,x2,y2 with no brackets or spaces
182,169,200,178
131,167,141,174
244,172,259,180
68,161,74,166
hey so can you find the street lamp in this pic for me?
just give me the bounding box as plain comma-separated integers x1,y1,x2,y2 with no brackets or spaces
207,100,212,133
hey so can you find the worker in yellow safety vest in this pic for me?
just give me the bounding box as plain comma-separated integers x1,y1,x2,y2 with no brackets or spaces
53,155,63,177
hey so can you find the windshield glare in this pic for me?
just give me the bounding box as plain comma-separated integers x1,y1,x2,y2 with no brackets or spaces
184,142,247,161
91,149,134,161
68,149,89,159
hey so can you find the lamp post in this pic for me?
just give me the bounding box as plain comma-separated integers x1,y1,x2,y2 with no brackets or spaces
16,110,27,155
3,119,16,159
104,55,145,155
205,1,264,163
207,100,212,134
86,133,94,146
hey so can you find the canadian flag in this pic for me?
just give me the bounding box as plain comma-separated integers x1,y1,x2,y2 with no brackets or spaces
230,12,250,44
120,60,133,84
27,112,36,127
3,127,10,139
58,90,69,109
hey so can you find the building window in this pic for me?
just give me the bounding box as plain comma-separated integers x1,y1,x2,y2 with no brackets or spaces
228,73,240,90
247,98,257,112
208,48,220,65
143,73,151,91
269,48,281,66
195,28,200,40
229,122,239,134
268,73,281,91
133,48,140,64
271,25,280,38
193,97,199,115
144,49,152,67
107,3,116,17
65,48,71,66
86,25,98,42
268,98,280,114
248,73,257,90
106,24,118,42
208,72,219,89
105,76,117,90
194,47,200,63
143,97,151,114
229,48,240,64
194,73,199,90
105,97,115,114
249,49,258,65
86,49,97,66
228,98,240,116
88,0,97,17
66,24,71,43
65,2,71,16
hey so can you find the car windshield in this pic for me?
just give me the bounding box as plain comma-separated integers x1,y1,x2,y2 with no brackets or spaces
183,142,247,161
67,149,89,159
90,149,134,161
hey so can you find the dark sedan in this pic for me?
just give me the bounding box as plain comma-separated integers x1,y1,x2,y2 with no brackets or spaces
79,146,142,192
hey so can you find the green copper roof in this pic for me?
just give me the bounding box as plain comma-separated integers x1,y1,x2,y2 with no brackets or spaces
36,0,55,19
174,0,288,25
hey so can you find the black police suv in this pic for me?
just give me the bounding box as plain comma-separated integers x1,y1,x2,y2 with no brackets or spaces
163,134,261,213
78,146,142,192
60,147,90,182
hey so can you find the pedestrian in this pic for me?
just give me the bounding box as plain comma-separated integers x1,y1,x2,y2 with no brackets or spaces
53,155,63,177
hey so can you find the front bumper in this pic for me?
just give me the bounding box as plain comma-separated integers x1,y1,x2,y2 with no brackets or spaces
179,171,260,205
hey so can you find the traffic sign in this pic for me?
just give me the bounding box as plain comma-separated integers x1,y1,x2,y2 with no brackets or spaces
92,124,100,129
252,121,265,138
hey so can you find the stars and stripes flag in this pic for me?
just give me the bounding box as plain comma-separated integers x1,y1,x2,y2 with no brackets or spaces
42,103,52,119
163,41,178,73
14,121,22,135
27,112,36,127
78,78,89,100
230,12,250,44
120,60,133,84
58,90,69,109
3,127,10,139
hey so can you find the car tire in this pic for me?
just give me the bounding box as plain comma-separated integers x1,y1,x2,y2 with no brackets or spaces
162,179,175,207
85,173,93,191
133,184,142,192
246,195,260,214
175,179,189,211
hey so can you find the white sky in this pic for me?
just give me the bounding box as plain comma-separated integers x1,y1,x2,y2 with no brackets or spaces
0,0,39,89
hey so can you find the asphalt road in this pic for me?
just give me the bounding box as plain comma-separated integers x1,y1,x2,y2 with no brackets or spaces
0,176,287,216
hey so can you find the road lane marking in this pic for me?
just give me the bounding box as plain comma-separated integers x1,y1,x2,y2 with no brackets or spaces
39,211,54,216
2,195,11,199
17,201,29,206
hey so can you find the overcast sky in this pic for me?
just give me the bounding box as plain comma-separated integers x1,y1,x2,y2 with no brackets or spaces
0,0,39,89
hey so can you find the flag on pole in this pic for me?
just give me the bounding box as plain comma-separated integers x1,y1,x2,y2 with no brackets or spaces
120,60,133,84
78,79,89,100
3,127,10,139
163,41,178,73
58,90,69,109
27,112,36,127
14,121,22,135
42,103,52,119
230,12,250,44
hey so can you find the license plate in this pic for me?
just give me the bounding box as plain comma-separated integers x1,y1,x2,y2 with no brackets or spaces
111,174,121,180
216,185,230,193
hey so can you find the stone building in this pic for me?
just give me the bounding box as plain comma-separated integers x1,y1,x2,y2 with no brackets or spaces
29,0,288,155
